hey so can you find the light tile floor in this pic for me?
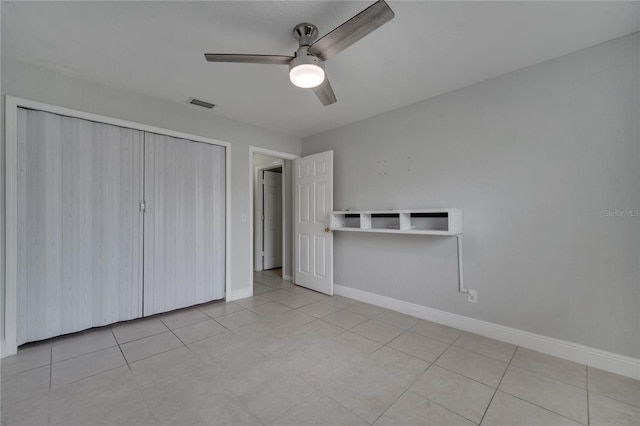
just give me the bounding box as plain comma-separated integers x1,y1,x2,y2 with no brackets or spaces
2,269,639,425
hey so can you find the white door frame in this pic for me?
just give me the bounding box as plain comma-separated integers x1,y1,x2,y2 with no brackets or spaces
3,96,231,358
249,147,299,293
254,161,284,272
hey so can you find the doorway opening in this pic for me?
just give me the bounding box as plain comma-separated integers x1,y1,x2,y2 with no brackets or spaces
256,164,283,273
250,148,299,295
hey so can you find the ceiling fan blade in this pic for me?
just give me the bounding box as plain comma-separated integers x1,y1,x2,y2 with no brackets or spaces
313,77,337,106
204,54,293,65
308,0,395,61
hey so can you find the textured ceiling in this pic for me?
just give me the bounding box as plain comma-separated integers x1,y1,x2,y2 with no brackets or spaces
2,1,639,138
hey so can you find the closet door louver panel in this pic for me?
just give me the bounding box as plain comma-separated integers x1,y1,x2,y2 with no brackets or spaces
143,133,225,316
16,109,144,345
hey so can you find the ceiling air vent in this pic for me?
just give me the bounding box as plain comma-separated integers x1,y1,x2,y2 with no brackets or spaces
187,97,215,109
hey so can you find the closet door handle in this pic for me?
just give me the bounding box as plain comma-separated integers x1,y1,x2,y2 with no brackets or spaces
324,227,331,233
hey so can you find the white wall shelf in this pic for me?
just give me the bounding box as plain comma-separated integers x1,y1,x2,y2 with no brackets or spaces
330,208,462,235
330,208,469,298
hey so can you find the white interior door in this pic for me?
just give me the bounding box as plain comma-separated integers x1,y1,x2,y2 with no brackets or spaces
16,109,144,345
263,170,283,270
293,151,333,295
143,133,226,316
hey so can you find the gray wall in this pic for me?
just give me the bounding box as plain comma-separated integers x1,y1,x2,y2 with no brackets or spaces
1,60,302,308
303,34,640,358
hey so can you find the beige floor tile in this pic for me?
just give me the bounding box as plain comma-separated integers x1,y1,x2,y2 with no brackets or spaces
215,309,264,330
375,309,420,330
130,346,204,389
281,346,355,386
409,320,463,344
482,391,582,426
453,332,516,363
260,320,344,359
111,317,169,344
319,345,427,423
172,318,229,344
322,308,370,330
388,331,449,362
198,301,245,318
143,372,259,426
588,366,640,407
410,365,494,424
262,289,294,301
51,346,125,388
231,320,279,342
347,302,385,318
234,295,273,309
351,319,405,344
271,392,368,426
366,347,430,388
287,287,330,302
246,300,293,318
0,341,51,377
265,309,316,331
499,365,587,424
511,347,586,388
236,370,318,424
254,274,288,287
50,366,154,426
0,391,49,426
435,346,508,387
276,293,319,309
320,368,406,424
52,327,117,362
158,307,210,330
188,330,259,361
120,331,183,363
299,299,345,318
375,390,475,426
325,295,359,308
8,293,635,426
1,364,50,404
252,282,272,293
315,331,382,364
589,392,640,426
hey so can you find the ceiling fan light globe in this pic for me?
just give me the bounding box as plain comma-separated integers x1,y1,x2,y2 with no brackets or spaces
289,64,325,88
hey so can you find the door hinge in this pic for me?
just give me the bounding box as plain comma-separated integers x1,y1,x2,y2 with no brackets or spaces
140,200,146,213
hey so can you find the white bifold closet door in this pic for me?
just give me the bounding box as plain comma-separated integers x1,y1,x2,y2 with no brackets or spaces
16,109,144,345
143,133,226,316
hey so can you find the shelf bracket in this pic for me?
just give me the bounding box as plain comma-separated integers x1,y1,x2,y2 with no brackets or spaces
456,234,466,294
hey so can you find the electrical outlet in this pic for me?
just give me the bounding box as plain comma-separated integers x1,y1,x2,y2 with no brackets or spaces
467,289,478,303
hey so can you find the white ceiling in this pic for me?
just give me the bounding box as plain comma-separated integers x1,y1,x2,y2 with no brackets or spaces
2,1,638,138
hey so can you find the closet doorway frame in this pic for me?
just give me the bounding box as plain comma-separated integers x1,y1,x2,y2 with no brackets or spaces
3,96,231,357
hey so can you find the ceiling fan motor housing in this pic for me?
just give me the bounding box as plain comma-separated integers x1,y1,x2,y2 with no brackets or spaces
292,23,319,47
290,46,325,72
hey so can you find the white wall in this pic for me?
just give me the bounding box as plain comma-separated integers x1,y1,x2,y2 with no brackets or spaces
1,60,302,312
303,34,640,358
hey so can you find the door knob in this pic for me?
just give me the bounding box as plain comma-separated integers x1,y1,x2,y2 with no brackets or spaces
324,227,331,233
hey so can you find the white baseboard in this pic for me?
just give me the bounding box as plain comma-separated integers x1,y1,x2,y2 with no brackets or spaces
227,287,252,302
334,284,640,380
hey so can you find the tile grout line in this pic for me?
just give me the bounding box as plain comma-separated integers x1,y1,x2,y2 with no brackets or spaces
586,366,590,426
47,342,53,426
108,325,160,426
109,326,131,370
370,324,463,424
477,341,518,425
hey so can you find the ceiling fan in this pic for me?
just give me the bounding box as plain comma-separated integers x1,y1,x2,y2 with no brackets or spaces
204,0,395,106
